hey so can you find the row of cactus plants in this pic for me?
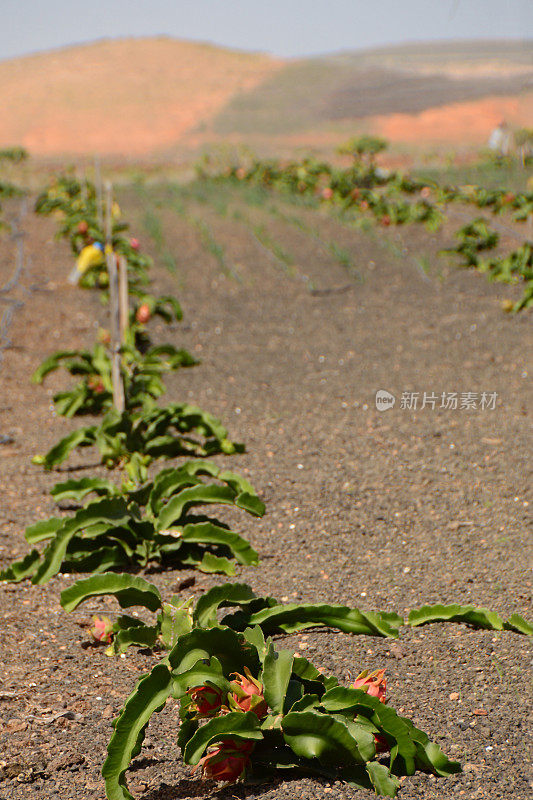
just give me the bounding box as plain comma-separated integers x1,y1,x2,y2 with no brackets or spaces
198,137,533,223
2,165,531,800
197,142,532,310
442,219,533,311
31,174,242,483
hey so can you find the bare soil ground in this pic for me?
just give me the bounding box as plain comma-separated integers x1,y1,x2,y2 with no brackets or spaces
0,188,532,800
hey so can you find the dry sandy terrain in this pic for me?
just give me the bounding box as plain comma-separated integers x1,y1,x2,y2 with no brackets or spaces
0,38,531,159
0,183,531,800
0,38,282,157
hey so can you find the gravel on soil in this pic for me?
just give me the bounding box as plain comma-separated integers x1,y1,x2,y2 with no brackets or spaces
0,190,531,800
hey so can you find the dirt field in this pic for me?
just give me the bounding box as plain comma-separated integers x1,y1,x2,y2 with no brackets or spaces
0,186,531,800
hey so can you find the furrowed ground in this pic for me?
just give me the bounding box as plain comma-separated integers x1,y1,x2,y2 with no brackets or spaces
0,180,531,800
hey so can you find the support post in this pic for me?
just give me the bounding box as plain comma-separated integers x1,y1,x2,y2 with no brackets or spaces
105,181,125,413
118,255,129,339
94,156,104,232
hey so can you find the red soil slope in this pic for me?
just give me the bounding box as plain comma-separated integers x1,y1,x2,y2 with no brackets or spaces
372,94,533,145
0,38,530,158
0,38,283,157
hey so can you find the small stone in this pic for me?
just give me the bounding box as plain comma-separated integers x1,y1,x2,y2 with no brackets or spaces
449,692,460,700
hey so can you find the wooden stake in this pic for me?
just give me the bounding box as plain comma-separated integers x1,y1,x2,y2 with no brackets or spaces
118,255,129,339
105,181,125,413
94,156,104,232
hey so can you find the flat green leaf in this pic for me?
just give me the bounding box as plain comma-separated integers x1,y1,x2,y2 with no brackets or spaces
0,549,41,582
177,717,199,751
321,687,418,774
102,663,173,800
32,351,79,383
365,762,400,796
216,469,257,496
320,686,375,713
148,465,204,511
183,711,263,765
243,625,268,663
235,492,265,517
288,693,320,713
40,426,96,469
32,498,130,585
262,641,294,714
156,485,238,530
281,711,367,765
171,658,230,698
246,604,399,637
412,734,462,777
192,551,236,576
60,573,162,613
503,614,533,636
408,604,505,631
113,624,159,654
25,517,65,544
193,582,256,628
159,603,193,648
331,714,376,762
167,627,256,677
51,477,117,503
292,656,326,682
181,522,258,566
62,545,129,575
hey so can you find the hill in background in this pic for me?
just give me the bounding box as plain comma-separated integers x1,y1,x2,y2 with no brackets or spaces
0,37,282,157
209,39,532,151
0,37,531,159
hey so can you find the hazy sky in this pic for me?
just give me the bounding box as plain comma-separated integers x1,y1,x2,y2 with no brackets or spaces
2,0,532,60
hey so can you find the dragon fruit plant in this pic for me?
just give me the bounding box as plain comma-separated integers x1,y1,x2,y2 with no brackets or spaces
58,577,403,655
31,398,242,483
58,574,533,656
32,302,197,419
0,461,263,584
34,175,151,293
103,625,461,800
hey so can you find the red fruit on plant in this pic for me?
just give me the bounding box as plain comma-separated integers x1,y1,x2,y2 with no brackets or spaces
228,669,268,718
188,684,224,718
380,214,391,226
374,733,389,753
98,328,111,346
420,186,431,200
353,668,387,703
359,200,369,211
130,238,140,250
77,220,89,234
196,739,254,782
136,303,151,324
87,375,105,394
90,615,114,644
321,187,334,200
